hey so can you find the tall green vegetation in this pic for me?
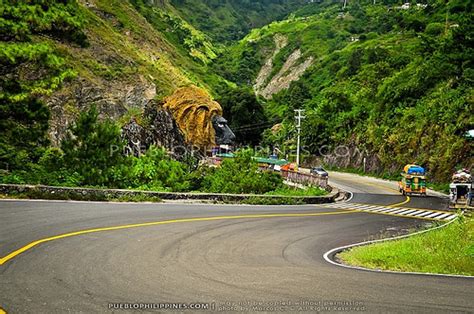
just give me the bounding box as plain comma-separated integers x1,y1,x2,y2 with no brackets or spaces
201,150,283,194
217,87,269,145
1,106,284,194
169,0,308,42
214,37,274,86
112,146,192,192
0,0,87,172
1,106,193,191
61,106,124,186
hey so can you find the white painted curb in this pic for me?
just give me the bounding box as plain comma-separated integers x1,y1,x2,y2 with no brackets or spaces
323,217,474,279
344,191,354,203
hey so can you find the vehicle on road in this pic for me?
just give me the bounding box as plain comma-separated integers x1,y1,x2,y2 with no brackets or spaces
310,166,329,177
399,164,427,196
449,169,473,209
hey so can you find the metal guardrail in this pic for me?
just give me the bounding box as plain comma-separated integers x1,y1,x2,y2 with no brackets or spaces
281,170,328,189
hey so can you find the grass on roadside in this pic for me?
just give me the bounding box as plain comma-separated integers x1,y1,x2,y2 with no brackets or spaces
0,191,162,203
239,196,305,206
338,216,474,276
265,186,327,197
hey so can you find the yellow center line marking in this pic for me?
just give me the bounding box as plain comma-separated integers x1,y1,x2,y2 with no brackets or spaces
0,210,358,266
362,181,401,194
387,195,411,207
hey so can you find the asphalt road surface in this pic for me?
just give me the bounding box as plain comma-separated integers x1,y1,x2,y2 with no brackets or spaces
0,172,472,313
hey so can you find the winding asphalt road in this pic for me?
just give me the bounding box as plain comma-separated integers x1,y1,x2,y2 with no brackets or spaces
0,172,472,313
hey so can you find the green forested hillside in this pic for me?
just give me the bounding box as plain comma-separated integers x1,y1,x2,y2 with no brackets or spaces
0,0,472,186
168,0,309,42
0,0,226,174
217,0,473,182
0,0,86,171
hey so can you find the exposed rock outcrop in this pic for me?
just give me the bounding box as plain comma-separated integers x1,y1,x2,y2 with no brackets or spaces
47,81,226,160
254,34,313,99
254,34,288,91
303,143,394,176
260,49,313,99
121,101,196,160
46,76,157,146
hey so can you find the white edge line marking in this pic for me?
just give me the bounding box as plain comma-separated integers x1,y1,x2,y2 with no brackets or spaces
435,213,452,220
323,217,474,279
425,212,443,218
398,209,418,215
389,208,410,215
414,211,432,217
383,208,405,214
371,207,392,212
445,214,458,220
406,210,425,216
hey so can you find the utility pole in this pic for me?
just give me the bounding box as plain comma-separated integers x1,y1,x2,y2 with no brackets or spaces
294,109,305,169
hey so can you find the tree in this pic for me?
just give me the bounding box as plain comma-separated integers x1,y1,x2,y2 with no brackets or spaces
201,149,283,194
217,86,269,146
0,0,87,172
61,106,124,186
113,146,191,192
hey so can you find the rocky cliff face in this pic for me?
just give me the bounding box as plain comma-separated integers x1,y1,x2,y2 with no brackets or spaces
254,34,288,92
43,0,222,146
121,101,195,160
46,76,157,146
253,34,313,99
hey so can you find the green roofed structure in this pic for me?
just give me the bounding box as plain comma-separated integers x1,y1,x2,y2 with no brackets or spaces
253,157,290,166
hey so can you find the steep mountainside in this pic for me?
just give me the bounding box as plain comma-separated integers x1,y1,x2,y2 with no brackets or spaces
217,0,473,182
12,0,230,146
1,0,233,174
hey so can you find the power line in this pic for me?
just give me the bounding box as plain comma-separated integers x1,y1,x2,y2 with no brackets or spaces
231,118,281,132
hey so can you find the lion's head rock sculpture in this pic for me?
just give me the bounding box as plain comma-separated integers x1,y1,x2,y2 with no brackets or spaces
163,85,235,149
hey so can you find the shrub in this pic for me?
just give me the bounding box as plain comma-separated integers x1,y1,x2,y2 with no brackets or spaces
201,149,283,194
112,146,191,192
425,23,444,36
61,106,125,187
